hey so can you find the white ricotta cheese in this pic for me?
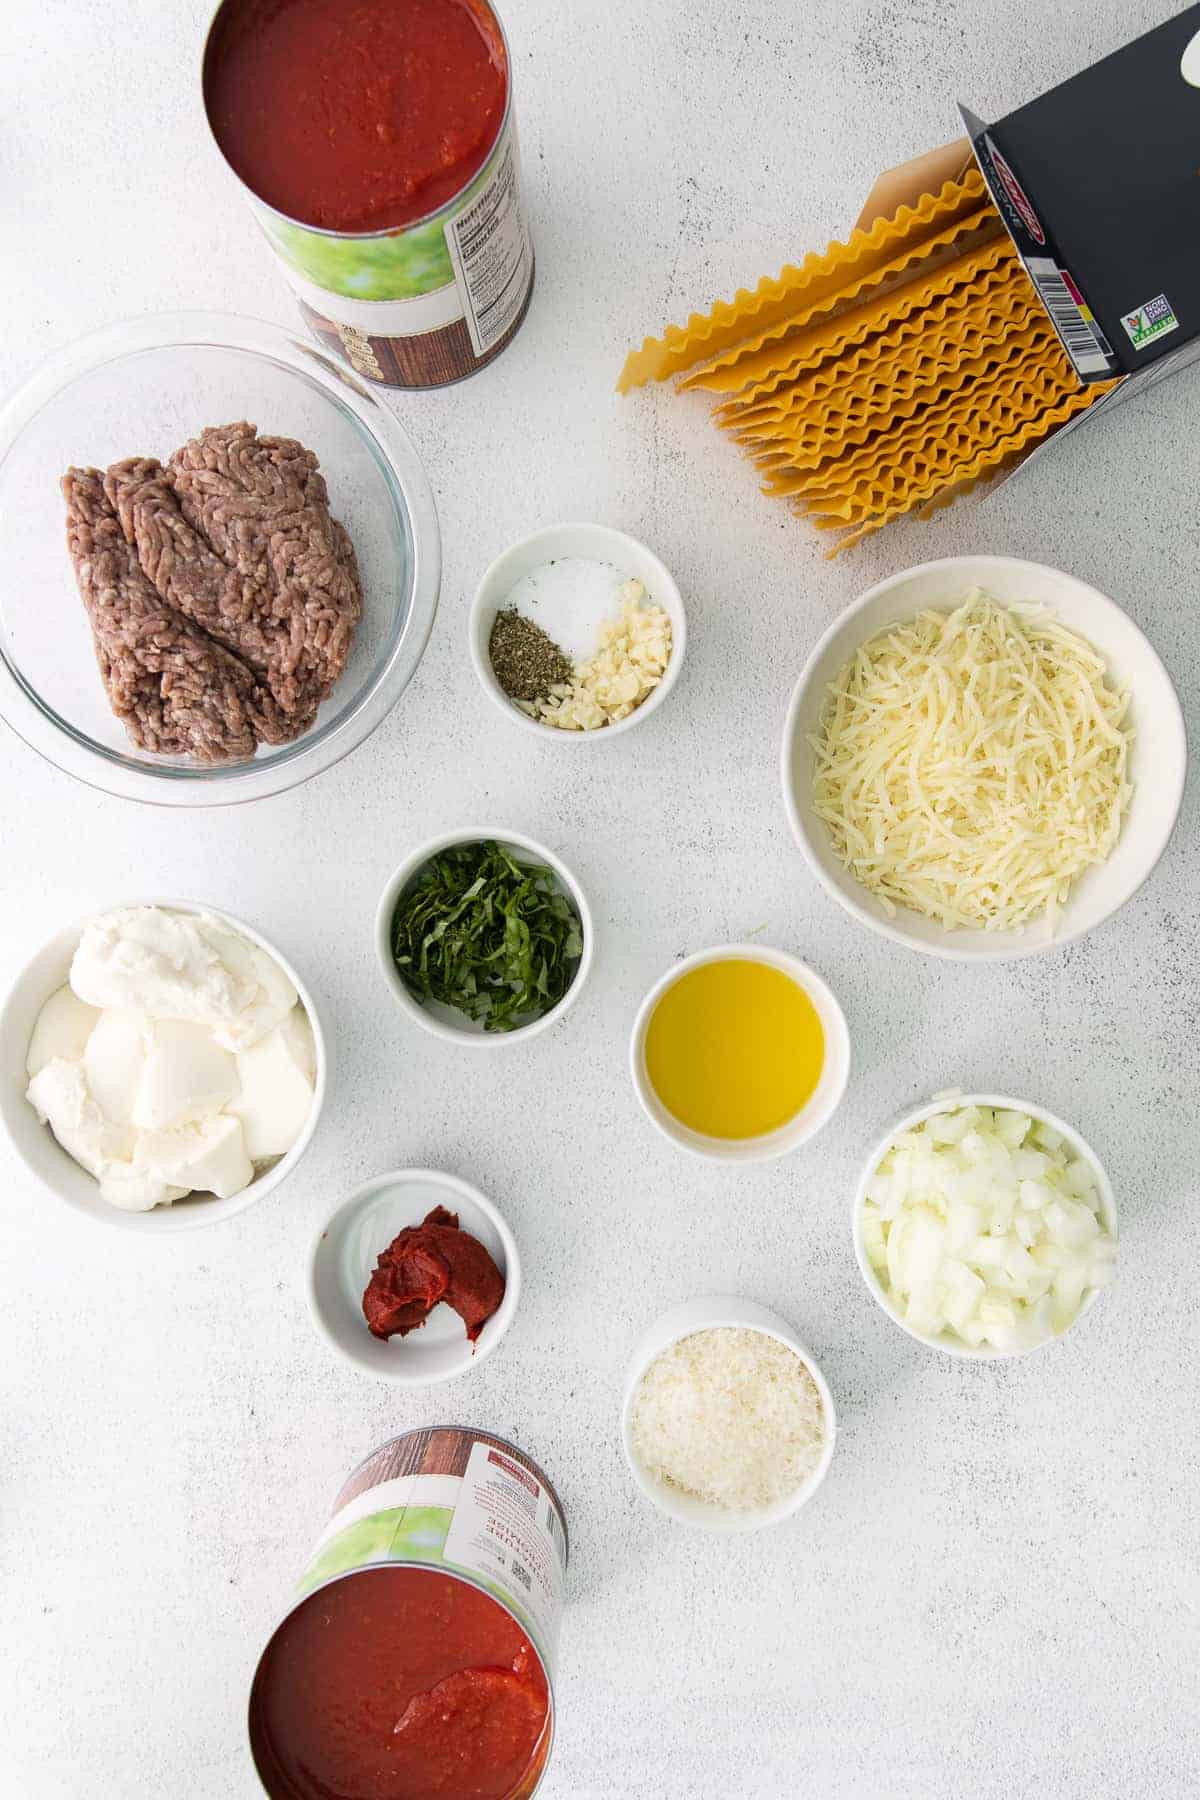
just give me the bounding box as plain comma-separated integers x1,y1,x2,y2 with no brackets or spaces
26,908,314,1213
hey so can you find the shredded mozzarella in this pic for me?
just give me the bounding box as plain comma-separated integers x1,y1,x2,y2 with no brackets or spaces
630,1326,825,1512
809,591,1133,933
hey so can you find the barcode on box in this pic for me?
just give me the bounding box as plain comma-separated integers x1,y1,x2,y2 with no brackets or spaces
544,1502,566,1564
511,1559,533,1593
1025,258,1115,378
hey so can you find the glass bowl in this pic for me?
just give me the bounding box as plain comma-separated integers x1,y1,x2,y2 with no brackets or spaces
0,312,440,805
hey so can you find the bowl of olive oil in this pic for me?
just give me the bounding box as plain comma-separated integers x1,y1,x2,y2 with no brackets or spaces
629,944,850,1162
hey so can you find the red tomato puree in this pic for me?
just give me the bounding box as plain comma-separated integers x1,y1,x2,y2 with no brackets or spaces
205,0,508,233
251,1567,549,1800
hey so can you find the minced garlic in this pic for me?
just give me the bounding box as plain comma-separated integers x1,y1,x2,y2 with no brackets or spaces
524,580,672,730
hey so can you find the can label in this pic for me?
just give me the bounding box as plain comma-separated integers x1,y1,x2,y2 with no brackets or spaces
297,1430,566,1669
248,115,533,388
445,133,533,356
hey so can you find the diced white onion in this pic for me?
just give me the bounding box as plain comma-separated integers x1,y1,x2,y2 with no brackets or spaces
861,1102,1116,1350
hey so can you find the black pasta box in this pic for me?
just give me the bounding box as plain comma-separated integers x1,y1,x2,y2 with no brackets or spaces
959,2,1200,453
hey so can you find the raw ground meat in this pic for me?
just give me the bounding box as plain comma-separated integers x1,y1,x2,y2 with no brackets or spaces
170,422,361,716
170,423,361,694
61,422,362,764
102,455,310,742
62,469,261,763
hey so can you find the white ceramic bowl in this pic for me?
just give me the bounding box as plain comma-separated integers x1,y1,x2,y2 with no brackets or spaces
0,899,326,1234
629,943,850,1162
468,522,686,741
781,554,1187,961
621,1296,837,1531
375,828,593,1046
852,1091,1118,1359
307,1169,520,1385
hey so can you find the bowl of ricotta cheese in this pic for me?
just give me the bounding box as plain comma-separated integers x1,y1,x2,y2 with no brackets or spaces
0,901,325,1231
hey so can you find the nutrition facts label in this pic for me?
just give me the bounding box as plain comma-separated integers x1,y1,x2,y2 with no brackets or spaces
442,1440,565,1655
447,130,534,356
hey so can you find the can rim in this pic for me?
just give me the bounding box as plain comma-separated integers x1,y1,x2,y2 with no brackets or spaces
337,1426,570,1562
248,1557,557,1800
201,0,517,243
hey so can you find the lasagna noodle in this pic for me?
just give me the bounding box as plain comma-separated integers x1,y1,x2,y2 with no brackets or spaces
685,235,1021,399
616,169,989,391
727,302,1051,446
816,384,1112,555
618,166,1119,550
735,321,1059,464
756,340,1076,496
716,264,1038,425
677,210,1004,394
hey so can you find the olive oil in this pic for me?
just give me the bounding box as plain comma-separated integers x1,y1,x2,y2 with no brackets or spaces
644,958,824,1139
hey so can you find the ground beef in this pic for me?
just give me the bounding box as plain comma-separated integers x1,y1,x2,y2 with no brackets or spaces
61,423,362,764
62,469,261,763
170,422,362,711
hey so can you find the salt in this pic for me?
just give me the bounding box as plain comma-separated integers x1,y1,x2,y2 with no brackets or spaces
499,557,642,662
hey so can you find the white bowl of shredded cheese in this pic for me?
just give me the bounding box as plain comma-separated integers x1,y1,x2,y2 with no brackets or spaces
781,556,1185,960
621,1297,836,1531
469,522,686,741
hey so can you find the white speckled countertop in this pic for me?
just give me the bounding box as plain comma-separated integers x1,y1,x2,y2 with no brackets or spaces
3,2,1199,1795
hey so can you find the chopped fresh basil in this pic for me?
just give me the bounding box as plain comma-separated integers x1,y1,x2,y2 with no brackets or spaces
390,840,584,1032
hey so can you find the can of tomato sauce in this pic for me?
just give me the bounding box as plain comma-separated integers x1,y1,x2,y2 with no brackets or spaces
249,1427,567,1800
203,0,535,389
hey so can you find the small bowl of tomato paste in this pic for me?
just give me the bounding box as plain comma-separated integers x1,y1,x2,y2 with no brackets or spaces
249,1427,566,1800
307,1168,520,1384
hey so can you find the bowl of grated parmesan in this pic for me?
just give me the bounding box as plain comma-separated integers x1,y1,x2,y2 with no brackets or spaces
781,556,1186,960
621,1297,836,1531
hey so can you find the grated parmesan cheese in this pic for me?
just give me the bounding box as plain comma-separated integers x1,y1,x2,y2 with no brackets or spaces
630,1326,825,1512
809,591,1133,934
525,580,672,730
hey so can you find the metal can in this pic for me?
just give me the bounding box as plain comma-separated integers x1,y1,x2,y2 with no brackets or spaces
203,0,535,389
249,1427,567,1799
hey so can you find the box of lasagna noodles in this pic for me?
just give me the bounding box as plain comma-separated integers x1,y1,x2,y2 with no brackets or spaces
856,4,1200,476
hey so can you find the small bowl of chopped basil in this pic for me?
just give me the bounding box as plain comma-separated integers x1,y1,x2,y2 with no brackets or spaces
375,830,593,1044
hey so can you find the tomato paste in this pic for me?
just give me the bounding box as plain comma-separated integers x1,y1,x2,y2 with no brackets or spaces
205,0,509,233
251,1567,549,1800
362,1205,505,1342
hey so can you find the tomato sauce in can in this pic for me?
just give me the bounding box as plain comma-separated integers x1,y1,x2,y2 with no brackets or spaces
249,1427,567,1800
203,0,535,388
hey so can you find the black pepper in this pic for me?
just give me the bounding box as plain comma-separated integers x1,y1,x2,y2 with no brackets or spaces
488,608,573,703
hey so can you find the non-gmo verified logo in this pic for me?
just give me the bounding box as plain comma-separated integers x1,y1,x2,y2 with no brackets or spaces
1121,293,1180,349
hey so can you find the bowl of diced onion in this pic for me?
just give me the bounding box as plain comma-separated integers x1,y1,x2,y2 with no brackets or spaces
781,555,1186,961
854,1092,1117,1358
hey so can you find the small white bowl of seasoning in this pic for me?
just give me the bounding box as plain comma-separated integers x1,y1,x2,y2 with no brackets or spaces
375,827,593,1046
629,943,850,1163
469,521,686,740
621,1296,836,1531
